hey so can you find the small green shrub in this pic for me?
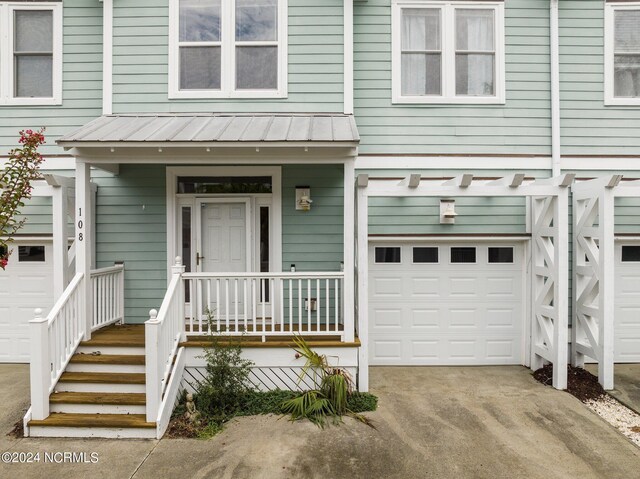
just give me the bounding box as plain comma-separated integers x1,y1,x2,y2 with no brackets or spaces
237,390,296,416
347,392,378,413
195,310,255,423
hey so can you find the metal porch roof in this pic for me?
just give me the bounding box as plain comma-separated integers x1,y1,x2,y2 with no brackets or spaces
57,114,360,146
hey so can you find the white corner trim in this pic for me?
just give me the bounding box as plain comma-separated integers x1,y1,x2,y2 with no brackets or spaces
0,3,63,106
391,1,505,105
102,0,113,115
550,0,561,176
343,0,354,115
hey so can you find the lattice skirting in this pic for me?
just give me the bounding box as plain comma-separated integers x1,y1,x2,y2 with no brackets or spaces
179,366,358,394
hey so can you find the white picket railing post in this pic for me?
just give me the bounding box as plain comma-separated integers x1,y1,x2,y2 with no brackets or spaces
172,257,186,341
29,309,50,421
145,309,160,423
117,262,125,324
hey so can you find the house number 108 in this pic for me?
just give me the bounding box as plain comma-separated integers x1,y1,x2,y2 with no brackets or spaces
78,207,84,242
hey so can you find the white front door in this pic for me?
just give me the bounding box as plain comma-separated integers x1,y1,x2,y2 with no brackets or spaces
196,199,252,321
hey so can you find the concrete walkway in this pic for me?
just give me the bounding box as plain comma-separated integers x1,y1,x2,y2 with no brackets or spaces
1,364,639,478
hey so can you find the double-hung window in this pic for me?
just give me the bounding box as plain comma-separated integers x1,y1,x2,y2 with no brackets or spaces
392,1,505,104
0,3,62,105
605,2,640,105
170,0,287,98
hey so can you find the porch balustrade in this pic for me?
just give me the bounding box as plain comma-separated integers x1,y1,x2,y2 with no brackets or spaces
183,271,346,340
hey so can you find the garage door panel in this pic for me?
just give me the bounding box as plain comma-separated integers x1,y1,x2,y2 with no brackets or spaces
369,242,524,366
617,274,640,298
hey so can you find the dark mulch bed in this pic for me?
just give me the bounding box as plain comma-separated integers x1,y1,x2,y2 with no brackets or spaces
533,364,607,402
165,415,200,439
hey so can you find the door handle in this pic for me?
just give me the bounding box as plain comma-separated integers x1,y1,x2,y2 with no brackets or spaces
196,253,205,266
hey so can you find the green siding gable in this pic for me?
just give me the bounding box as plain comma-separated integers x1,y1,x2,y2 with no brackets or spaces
0,0,103,157
559,0,640,155
112,0,345,114
353,0,552,156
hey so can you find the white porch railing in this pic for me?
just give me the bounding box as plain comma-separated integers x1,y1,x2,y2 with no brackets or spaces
91,264,125,331
145,258,185,423
184,272,345,340
29,272,84,420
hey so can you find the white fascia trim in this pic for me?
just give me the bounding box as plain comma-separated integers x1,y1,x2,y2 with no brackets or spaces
343,0,354,114
355,156,553,170
102,0,113,115
165,166,283,284
604,2,640,106
391,1,505,105
168,0,288,100
0,3,63,106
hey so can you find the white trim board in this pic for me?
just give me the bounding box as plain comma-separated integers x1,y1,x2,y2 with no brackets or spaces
356,156,640,172
166,166,283,284
102,0,113,115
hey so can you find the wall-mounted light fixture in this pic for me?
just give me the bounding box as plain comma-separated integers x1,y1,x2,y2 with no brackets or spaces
296,186,313,211
440,199,457,224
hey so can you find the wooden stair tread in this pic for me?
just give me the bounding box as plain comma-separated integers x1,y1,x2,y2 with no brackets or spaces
29,413,155,429
80,324,145,347
59,372,146,384
70,354,145,365
50,392,146,405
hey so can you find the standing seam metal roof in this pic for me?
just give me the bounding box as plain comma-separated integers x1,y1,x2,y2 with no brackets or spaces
57,114,360,144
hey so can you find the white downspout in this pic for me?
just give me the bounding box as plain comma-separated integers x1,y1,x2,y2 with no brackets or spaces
550,0,561,176
102,0,113,115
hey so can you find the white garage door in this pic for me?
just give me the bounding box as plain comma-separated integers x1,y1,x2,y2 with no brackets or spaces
369,242,525,365
0,241,54,362
615,244,640,363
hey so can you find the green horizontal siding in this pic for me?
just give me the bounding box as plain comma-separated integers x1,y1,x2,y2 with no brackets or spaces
0,0,103,156
354,0,552,155
559,0,640,155
282,165,344,272
94,164,167,323
112,0,344,113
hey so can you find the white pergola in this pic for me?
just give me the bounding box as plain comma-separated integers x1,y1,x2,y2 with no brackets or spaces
356,173,574,392
572,175,640,390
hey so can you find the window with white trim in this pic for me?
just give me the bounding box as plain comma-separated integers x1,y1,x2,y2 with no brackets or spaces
170,0,287,99
605,3,640,105
392,1,505,104
0,3,62,105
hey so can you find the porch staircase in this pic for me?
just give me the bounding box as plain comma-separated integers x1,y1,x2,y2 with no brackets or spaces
28,325,157,438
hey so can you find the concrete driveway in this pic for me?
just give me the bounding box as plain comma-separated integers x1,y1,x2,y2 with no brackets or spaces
1,364,639,479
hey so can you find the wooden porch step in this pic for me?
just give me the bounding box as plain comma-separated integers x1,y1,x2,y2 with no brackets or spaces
49,392,146,405
70,354,145,365
58,372,146,384
29,413,155,429
80,324,145,348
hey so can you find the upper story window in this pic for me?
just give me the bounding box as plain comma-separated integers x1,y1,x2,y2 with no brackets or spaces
169,0,287,99
0,3,62,105
605,3,640,105
392,1,505,104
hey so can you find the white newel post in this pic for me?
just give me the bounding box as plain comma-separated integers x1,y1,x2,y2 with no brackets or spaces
29,309,50,420
343,159,355,342
76,161,93,340
146,309,160,422
173,257,186,341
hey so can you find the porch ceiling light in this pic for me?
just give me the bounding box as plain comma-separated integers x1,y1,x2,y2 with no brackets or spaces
440,199,457,224
296,186,312,211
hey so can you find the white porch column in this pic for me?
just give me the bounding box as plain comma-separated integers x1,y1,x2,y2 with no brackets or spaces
343,159,355,343
51,185,68,299
553,189,569,390
76,161,93,340
599,186,615,390
356,179,369,392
